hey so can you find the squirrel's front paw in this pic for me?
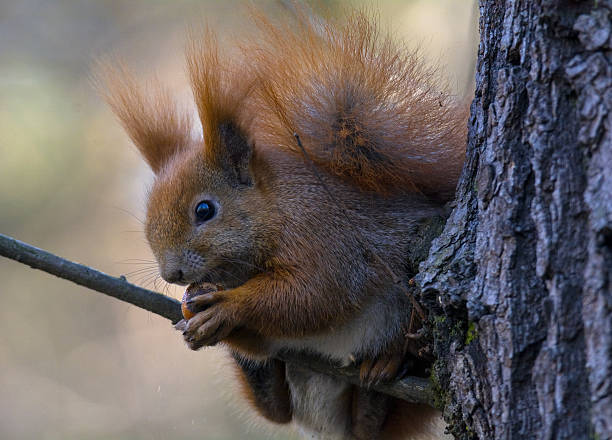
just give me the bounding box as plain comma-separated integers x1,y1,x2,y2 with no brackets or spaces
178,293,240,350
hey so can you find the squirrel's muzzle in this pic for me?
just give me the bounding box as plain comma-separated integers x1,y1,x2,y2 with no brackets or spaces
159,249,206,285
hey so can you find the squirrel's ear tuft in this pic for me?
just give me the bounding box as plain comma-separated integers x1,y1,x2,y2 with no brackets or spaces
186,28,254,185
94,61,192,174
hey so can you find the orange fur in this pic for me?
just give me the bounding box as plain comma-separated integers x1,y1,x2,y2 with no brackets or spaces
102,8,466,197
244,8,466,197
185,28,256,166
95,62,192,173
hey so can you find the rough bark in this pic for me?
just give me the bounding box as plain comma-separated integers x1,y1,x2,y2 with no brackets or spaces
418,1,612,439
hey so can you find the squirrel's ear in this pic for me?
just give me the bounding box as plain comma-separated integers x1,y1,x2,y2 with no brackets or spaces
215,121,253,186
186,29,254,185
95,62,192,174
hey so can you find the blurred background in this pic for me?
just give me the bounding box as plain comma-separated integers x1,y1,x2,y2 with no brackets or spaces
0,1,477,439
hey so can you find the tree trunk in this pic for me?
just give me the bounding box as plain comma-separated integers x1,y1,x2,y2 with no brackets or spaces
418,1,612,439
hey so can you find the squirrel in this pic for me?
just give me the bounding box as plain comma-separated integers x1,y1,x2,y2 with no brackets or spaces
102,6,466,440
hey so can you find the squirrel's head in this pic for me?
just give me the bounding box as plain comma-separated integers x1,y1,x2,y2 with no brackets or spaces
143,121,274,288
101,37,276,288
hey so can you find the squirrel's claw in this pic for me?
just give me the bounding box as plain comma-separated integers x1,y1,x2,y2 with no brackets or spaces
181,301,238,350
174,319,187,332
185,292,220,314
359,355,403,387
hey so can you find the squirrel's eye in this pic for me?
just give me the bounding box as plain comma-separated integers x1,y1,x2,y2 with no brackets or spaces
194,200,216,223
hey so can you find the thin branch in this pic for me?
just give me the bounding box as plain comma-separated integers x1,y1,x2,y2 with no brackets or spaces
274,350,434,404
0,232,434,406
0,233,182,323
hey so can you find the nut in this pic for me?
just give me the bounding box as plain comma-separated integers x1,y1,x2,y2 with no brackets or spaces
181,282,221,320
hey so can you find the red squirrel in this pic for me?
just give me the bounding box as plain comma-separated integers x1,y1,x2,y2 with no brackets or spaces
102,7,466,440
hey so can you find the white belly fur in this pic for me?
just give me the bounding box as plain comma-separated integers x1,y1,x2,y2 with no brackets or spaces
286,364,352,440
271,292,402,363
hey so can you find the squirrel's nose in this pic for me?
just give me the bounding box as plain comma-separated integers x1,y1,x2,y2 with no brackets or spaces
159,250,202,285
162,268,184,284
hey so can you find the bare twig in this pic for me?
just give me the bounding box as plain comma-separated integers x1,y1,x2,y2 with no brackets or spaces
0,233,182,323
274,351,434,404
0,232,435,406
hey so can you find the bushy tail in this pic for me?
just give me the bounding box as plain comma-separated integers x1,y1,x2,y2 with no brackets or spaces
243,7,468,199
